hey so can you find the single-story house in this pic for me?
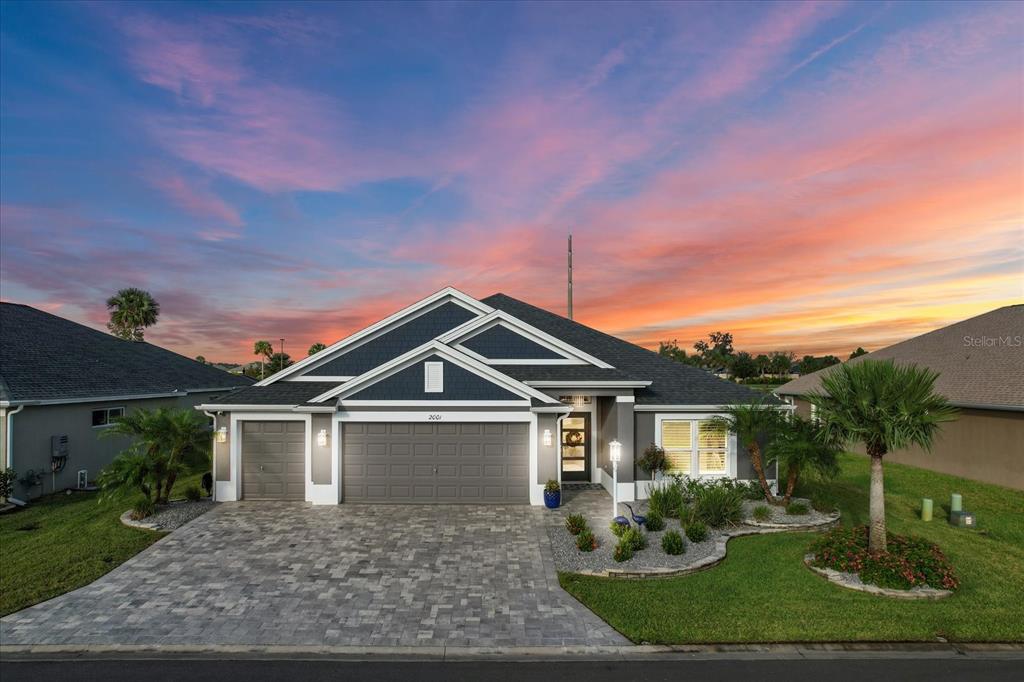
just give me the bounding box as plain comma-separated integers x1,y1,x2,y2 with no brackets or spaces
776,305,1023,490
0,303,253,501
198,288,774,505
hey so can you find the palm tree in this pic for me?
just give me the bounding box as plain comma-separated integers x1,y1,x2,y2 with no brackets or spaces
158,409,212,503
254,340,273,379
808,360,956,553
765,415,840,504
714,397,785,504
308,342,327,356
106,288,160,341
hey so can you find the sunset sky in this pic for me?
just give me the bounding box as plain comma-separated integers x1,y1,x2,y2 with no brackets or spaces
2,1,1021,364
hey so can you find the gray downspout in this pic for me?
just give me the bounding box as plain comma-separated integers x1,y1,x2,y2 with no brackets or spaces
203,411,218,502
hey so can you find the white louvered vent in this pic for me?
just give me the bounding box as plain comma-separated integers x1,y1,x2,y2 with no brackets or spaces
424,361,444,393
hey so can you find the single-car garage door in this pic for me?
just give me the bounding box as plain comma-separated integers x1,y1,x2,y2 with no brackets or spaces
242,421,305,500
343,422,528,503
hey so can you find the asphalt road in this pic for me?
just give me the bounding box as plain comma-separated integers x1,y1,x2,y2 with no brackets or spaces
2,657,1023,682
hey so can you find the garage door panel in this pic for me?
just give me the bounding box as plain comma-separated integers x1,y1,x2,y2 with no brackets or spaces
343,421,528,504
242,421,306,501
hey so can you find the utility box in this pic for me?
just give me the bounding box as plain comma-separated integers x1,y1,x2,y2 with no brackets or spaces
949,511,976,528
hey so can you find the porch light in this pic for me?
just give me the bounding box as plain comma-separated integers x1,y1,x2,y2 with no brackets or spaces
609,440,622,463
317,429,329,448
215,427,228,444
542,429,552,447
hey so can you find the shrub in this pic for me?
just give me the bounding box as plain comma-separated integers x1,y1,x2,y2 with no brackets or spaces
811,492,837,513
201,472,213,496
184,485,202,502
613,540,634,562
610,519,630,537
0,469,16,499
685,521,708,543
644,510,665,532
637,443,668,477
740,480,766,500
622,527,647,551
810,526,959,591
576,529,597,552
647,483,684,518
678,502,697,526
565,513,588,535
785,501,810,516
693,483,744,527
661,530,685,555
544,479,560,493
129,496,156,520
752,504,772,522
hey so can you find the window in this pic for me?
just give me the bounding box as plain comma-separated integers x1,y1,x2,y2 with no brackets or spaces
658,415,732,477
697,420,728,474
661,420,692,474
424,361,444,393
91,406,124,427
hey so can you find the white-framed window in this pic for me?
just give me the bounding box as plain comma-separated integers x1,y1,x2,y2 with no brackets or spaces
656,414,733,477
424,361,444,393
91,406,124,428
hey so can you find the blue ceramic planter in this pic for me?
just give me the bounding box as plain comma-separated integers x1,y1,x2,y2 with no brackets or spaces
544,490,561,509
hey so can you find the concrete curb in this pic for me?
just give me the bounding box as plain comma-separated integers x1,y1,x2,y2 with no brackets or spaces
1,642,1022,661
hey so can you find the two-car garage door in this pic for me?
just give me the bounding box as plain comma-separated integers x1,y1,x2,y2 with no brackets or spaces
342,422,529,503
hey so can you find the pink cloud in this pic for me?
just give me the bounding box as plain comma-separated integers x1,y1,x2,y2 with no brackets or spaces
149,173,243,235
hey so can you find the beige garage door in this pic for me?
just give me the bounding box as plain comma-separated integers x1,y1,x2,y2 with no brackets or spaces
342,422,529,503
241,421,305,500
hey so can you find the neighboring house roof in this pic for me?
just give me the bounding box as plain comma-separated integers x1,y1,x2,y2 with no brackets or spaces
204,382,339,407
775,305,1024,410
0,302,252,404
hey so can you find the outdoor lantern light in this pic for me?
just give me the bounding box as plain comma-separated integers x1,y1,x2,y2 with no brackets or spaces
215,426,228,443
317,428,329,448
609,439,622,463
542,429,553,447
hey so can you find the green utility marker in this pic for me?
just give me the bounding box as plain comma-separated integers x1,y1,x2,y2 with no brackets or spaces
951,493,963,513
921,498,933,522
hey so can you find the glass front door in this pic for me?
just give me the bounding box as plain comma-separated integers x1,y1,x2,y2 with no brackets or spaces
560,413,591,481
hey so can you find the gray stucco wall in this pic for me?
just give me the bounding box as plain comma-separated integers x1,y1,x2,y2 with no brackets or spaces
596,397,634,482
6,392,219,498
536,412,559,484
311,413,332,485
213,412,230,482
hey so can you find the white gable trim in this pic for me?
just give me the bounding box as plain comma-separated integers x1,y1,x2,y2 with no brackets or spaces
310,341,560,405
438,310,614,369
257,287,491,386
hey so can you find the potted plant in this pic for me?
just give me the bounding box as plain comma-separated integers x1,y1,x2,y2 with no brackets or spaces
544,479,561,509
637,443,668,481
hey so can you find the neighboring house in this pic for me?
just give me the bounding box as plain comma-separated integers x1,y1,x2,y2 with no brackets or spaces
776,305,1023,490
198,287,774,506
0,303,253,501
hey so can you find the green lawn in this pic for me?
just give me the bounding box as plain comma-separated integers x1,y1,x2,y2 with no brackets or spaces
0,471,207,617
560,454,1024,643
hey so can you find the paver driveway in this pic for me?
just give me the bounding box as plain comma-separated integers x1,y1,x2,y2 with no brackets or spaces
0,502,625,647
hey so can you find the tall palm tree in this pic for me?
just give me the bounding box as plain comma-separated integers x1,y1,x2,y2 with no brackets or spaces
714,397,785,504
808,360,956,553
764,415,839,504
158,409,213,503
106,288,160,341
308,342,327,356
253,340,273,379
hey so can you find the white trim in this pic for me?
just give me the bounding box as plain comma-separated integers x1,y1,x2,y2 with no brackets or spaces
438,310,614,368
530,405,573,413
313,341,559,405
196,404,302,412
336,410,533,422
424,361,444,393
257,287,492,385
285,376,354,382
2,389,239,408
615,395,635,403
340,400,530,407
90,405,125,428
224,412,316,503
524,380,651,388
654,412,737,479
635,403,794,412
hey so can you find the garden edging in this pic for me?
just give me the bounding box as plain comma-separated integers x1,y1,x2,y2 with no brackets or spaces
802,554,954,600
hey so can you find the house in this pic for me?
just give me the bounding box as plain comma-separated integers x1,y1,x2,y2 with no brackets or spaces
197,288,773,505
776,305,1024,490
0,303,253,501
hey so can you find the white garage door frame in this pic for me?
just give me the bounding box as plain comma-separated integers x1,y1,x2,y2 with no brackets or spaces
334,410,542,505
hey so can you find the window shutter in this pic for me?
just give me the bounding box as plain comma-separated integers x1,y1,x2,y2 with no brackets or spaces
661,420,692,474
424,361,444,393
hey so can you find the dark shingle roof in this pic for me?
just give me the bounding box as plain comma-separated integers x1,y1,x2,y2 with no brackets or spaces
482,294,771,405
0,303,252,403
203,382,339,406
494,365,638,382
776,305,1024,409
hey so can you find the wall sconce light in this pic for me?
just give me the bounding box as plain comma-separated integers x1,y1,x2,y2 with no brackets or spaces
542,429,552,447
215,426,228,443
317,428,329,448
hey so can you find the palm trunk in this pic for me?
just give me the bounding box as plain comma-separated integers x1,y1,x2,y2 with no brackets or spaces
867,445,887,553
163,471,178,504
748,440,775,504
783,464,799,504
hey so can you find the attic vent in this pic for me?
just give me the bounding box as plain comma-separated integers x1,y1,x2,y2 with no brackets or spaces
424,362,444,393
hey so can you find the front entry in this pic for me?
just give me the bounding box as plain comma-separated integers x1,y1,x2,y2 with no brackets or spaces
560,413,591,481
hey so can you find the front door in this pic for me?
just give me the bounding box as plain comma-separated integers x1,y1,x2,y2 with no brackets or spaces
560,413,591,482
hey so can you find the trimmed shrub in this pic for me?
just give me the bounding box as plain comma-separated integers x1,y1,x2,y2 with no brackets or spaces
693,483,744,527
576,529,597,552
647,483,684,518
184,485,202,502
622,527,647,552
785,502,810,516
684,521,708,544
610,519,630,537
740,480,766,500
644,510,665,532
613,540,634,563
565,513,588,536
752,504,772,522
811,492,837,514
661,530,685,556
129,497,156,520
810,526,959,591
